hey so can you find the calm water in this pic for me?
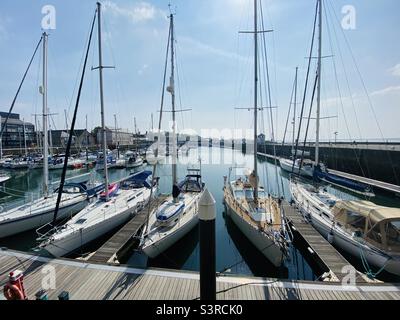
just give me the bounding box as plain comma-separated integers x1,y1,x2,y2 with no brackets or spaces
1,147,399,281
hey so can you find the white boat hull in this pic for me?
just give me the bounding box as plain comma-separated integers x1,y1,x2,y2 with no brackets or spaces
41,188,154,257
280,158,313,177
224,197,284,267
0,196,88,238
42,205,135,257
142,192,203,258
290,181,400,277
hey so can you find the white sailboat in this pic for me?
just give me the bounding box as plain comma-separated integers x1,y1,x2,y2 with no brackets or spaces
140,13,205,259
279,67,314,177
0,33,94,239
289,0,392,276
223,0,289,267
38,3,155,257
0,172,10,184
290,180,400,276
124,150,143,168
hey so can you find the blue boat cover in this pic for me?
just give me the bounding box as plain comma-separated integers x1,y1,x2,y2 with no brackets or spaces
122,170,153,189
314,166,373,195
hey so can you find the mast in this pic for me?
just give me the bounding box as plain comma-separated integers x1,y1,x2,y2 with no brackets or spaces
253,0,258,201
134,116,138,152
97,2,109,199
315,0,322,166
292,67,298,152
42,32,49,197
169,13,177,186
114,114,119,158
85,114,89,161
23,118,27,156
0,116,2,159
64,109,68,133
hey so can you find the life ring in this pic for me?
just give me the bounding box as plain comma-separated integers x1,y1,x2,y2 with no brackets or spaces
3,283,25,300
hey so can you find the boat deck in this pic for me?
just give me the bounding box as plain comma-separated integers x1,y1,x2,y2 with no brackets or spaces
87,195,168,264
283,202,376,283
225,182,282,232
0,249,399,300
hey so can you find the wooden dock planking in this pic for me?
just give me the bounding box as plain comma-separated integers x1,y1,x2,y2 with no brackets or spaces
1,250,399,300
88,195,168,264
283,202,374,283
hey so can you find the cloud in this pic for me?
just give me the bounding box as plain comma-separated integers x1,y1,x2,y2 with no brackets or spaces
179,36,248,62
389,64,400,77
103,1,165,23
0,17,7,42
370,85,400,97
138,64,148,75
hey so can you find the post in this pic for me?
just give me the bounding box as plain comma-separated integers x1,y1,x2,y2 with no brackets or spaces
199,188,216,300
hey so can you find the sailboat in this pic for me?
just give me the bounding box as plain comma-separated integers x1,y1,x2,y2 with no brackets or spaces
289,0,399,276
38,2,155,257
223,0,289,267
280,67,314,177
125,117,144,168
0,33,98,239
140,12,205,259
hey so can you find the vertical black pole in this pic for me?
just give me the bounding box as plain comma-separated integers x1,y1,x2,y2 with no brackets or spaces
199,188,216,300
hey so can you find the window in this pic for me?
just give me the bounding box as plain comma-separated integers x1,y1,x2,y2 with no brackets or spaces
385,220,400,251
234,190,245,200
244,189,253,199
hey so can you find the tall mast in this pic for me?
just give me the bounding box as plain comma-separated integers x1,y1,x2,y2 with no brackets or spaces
97,2,109,199
253,0,258,201
0,116,2,159
292,67,298,151
64,109,68,132
315,0,322,165
23,118,27,156
169,13,177,186
85,114,89,161
42,32,49,197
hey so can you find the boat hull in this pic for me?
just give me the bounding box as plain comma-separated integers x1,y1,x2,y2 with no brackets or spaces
41,188,153,257
279,158,313,177
0,197,87,238
142,212,199,258
224,194,284,267
290,182,400,277
42,205,135,257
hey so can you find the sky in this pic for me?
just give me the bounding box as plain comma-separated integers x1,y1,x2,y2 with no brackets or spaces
0,0,399,142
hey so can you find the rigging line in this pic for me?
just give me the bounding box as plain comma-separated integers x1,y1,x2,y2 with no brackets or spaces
52,8,97,224
292,0,319,175
324,3,369,179
0,36,42,139
257,55,271,199
174,40,185,130
325,3,362,141
327,0,398,184
282,72,296,147
144,18,171,237
299,73,318,173
323,3,366,178
260,0,280,198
